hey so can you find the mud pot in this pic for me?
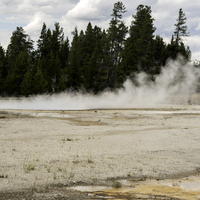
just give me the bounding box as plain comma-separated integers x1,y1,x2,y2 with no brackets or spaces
1,95,200,199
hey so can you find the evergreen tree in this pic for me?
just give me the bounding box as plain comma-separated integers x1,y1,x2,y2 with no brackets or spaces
37,23,52,59
57,76,66,92
58,37,70,91
0,72,3,95
6,27,33,58
98,29,111,90
13,51,29,94
33,65,48,94
153,35,168,70
5,27,34,95
107,1,128,88
51,22,64,56
47,52,61,92
67,27,82,90
83,25,109,92
60,37,70,69
0,45,7,94
120,4,156,84
1,5,194,96
82,22,98,91
174,8,189,45
167,36,180,60
20,68,34,96
37,22,65,93
167,9,191,60
37,23,52,88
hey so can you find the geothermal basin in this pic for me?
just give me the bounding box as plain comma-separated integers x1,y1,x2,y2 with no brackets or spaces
0,95,200,199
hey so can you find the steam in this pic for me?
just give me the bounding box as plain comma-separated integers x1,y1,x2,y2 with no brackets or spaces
0,56,200,110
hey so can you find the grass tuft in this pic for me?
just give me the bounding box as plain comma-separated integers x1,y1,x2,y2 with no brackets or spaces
112,181,122,189
88,159,94,163
0,174,8,178
24,163,35,173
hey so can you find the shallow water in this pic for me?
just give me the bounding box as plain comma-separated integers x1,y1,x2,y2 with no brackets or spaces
123,176,200,190
71,176,200,199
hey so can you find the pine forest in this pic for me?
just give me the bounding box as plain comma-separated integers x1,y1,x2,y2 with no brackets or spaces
0,2,193,97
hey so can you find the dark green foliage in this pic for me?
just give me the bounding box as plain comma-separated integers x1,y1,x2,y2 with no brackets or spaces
167,9,191,61
66,27,82,90
51,22,64,56
5,27,34,96
37,23,51,59
33,65,48,94
107,1,128,88
57,76,66,92
6,27,33,59
6,51,30,95
0,46,7,80
82,23,97,91
81,23,109,93
174,8,189,45
37,22,65,93
0,3,192,96
121,4,156,81
60,37,70,69
20,68,34,96
0,45,7,94
153,35,168,71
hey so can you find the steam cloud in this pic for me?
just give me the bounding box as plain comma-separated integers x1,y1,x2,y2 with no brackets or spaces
0,56,200,110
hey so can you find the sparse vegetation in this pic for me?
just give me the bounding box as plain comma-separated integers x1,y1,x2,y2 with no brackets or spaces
31,183,37,194
69,172,74,179
112,181,122,189
0,174,8,178
73,160,79,164
53,172,56,180
92,178,97,183
24,163,35,173
58,167,62,172
47,167,51,173
88,159,94,163
61,138,73,142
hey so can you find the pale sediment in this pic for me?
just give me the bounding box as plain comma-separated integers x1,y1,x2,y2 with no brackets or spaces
0,103,200,199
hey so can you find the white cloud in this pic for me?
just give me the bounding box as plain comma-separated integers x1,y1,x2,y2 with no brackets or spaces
156,0,187,6
195,21,200,31
186,35,200,48
0,29,12,49
0,0,200,60
5,16,23,23
23,12,54,46
191,51,200,60
24,12,51,33
66,0,111,20
17,3,33,14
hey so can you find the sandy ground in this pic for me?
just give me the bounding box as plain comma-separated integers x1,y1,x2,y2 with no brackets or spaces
1,97,200,199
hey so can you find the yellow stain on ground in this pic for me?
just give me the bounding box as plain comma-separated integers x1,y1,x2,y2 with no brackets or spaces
92,184,200,199
131,184,200,199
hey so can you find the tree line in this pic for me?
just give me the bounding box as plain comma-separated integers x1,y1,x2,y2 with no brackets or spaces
0,2,191,96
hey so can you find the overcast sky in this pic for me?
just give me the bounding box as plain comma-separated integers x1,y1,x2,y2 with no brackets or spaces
0,0,200,60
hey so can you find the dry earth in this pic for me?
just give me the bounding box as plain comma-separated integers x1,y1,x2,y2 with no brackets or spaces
1,96,200,199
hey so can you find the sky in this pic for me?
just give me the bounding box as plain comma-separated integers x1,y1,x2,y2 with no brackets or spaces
0,0,200,60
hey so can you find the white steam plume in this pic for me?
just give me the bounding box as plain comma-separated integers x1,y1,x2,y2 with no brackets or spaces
0,56,200,110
